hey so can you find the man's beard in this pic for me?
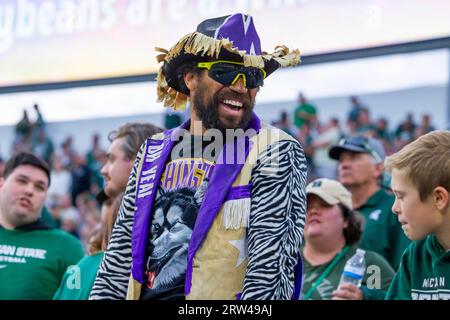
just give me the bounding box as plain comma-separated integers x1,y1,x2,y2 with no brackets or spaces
192,82,255,134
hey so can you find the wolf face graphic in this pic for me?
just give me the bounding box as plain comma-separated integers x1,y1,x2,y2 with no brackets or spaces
145,184,206,289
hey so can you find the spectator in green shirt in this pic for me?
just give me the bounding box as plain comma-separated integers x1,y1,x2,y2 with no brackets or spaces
329,135,411,270
301,178,395,300
0,153,84,300
385,130,450,300
293,93,317,130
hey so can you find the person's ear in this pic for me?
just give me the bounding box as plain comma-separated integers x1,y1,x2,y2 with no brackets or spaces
343,219,349,229
184,71,198,92
373,162,384,179
433,186,449,211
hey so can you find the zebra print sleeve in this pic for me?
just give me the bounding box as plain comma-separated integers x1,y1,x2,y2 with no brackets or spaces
89,143,146,300
241,139,307,300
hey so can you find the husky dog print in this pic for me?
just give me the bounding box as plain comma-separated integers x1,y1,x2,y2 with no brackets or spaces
144,182,207,290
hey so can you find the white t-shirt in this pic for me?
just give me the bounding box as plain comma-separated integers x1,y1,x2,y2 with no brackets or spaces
48,170,72,199
313,127,341,169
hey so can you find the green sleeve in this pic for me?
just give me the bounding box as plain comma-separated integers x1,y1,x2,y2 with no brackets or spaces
53,253,103,300
385,245,412,300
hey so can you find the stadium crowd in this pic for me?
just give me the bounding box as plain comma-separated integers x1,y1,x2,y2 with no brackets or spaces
1,8,449,306
1,91,447,301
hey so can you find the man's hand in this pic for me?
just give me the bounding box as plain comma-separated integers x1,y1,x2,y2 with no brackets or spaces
332,284,363,300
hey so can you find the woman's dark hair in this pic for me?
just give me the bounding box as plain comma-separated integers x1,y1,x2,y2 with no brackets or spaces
338,203,362,245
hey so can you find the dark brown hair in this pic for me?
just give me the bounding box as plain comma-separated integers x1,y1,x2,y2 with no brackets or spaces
338,203,362,246
3,152,50,186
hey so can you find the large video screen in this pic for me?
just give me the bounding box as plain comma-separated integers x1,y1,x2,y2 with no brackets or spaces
1,0,449,87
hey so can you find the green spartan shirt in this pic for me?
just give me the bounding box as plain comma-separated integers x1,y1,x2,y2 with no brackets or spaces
301,245,395,300
386,235,450,300
53,251,104,300
0,226,84,300
356,188,411,271
294,103,316,128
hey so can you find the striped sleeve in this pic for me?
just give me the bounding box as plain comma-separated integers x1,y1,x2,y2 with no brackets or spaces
241,139,307,300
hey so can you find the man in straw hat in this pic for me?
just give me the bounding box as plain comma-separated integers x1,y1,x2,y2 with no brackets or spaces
91,13,307,300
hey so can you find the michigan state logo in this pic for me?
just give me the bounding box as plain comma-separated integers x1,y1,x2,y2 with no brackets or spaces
312,180,323,188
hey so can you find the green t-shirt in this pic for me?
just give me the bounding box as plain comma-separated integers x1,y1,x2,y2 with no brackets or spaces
53,251,104,300
386,235,450,300
301,245,395,300
0,226,84,300
356,188,411,271
294,103,316,128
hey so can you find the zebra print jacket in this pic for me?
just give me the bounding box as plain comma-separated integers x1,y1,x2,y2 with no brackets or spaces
90,129,307,300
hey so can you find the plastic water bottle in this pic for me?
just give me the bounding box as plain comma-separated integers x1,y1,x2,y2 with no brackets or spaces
339,249,366,288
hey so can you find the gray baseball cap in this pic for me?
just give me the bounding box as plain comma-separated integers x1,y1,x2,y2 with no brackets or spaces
329,135,386,163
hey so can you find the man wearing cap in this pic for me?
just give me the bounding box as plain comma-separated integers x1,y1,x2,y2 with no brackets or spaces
329,135,410,270
91,13,306,300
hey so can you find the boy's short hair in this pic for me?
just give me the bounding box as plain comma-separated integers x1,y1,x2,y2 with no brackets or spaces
3,152,51,186
385,130,450,201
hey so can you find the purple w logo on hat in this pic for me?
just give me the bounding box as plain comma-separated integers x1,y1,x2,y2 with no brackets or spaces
197,13,262,56
156,12,300,110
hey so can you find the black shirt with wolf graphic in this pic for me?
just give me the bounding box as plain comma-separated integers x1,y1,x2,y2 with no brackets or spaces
140,134,218,300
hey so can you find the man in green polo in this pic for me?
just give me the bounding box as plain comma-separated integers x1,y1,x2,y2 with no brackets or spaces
329,135,410,270
0,153,84,300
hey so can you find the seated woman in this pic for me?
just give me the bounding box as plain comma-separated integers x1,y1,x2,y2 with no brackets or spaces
301,178,395,300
